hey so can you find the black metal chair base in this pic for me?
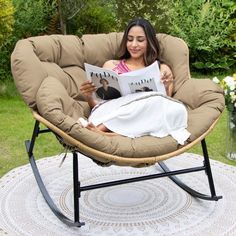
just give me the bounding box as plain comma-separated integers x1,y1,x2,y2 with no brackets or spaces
25,140,85,227
25,120,222,227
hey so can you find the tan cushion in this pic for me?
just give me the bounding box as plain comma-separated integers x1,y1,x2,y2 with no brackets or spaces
36,76,90,123
157,34,190,93
41,63,87,101
28,35,84,68
81,32,123,67
11,39,47,108
174,79,225,140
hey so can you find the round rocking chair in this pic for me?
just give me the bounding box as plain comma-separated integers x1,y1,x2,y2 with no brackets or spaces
11,32,225,227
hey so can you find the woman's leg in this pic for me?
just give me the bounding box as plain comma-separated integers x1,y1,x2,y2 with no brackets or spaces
97,123,110,132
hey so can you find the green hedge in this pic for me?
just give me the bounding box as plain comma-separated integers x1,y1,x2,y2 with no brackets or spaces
168,0,236,73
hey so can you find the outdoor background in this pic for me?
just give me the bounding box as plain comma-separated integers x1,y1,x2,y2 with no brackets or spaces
0,0,236,177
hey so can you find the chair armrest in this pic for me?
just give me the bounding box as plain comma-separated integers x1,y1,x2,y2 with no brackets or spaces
173,79,225,111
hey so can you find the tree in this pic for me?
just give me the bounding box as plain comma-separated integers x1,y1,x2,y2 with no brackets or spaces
54,0,116,35
115,0,172,33
57,0,86,34
73,0,117,35
0,0,14,47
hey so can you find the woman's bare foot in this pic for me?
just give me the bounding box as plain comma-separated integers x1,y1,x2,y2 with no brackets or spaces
77,118,121,136
86,122,121,136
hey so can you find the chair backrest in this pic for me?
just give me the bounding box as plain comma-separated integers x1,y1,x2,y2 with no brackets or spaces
11,33,190,110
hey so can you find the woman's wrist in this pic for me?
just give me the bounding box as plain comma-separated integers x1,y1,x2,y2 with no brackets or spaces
166,81,174,97
85,96,98,108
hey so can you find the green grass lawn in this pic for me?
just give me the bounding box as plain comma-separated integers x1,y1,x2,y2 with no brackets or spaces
0,96,236,178
0,97,62,177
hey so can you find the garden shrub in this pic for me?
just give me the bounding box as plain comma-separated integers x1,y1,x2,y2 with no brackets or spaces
12,0,56,38
0,37,15,82
0,0,14,47
0,0,14,81
0,0,56,82
70,0,117,36
168,0,236,73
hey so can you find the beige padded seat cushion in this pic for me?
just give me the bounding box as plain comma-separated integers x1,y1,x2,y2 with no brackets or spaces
11,33,225,159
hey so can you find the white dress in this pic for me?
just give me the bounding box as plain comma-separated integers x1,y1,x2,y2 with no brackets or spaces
88,91,191,145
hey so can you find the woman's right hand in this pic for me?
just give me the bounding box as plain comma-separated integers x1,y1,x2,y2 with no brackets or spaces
80,81,98,108
80,81,97,100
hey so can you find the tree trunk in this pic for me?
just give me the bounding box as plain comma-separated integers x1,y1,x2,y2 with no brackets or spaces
57,0,67,34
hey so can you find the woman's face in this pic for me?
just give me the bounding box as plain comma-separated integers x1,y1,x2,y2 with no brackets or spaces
126,26,147,60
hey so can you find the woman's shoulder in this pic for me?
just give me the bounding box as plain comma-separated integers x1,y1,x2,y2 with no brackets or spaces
102,60,120,70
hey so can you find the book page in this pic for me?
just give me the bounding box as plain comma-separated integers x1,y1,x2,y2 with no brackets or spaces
84,61,166,100
118,61,166,96
85,63,122,100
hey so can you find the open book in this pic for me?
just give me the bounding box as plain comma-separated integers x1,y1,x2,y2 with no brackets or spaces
84,61,166,100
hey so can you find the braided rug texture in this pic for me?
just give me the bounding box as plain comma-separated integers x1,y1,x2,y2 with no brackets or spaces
0,153,236,236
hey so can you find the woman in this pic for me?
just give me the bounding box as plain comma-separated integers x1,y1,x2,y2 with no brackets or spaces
79,18,190,144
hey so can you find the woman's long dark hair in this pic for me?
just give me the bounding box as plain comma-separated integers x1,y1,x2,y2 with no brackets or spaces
118,18,161,66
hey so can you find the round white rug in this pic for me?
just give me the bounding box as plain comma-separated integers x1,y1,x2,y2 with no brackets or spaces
0,153,236,236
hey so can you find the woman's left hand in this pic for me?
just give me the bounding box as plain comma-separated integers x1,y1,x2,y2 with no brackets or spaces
160,64,174,86
160,64,174,96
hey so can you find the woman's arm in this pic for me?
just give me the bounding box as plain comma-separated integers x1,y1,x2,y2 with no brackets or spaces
160,63,174,97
